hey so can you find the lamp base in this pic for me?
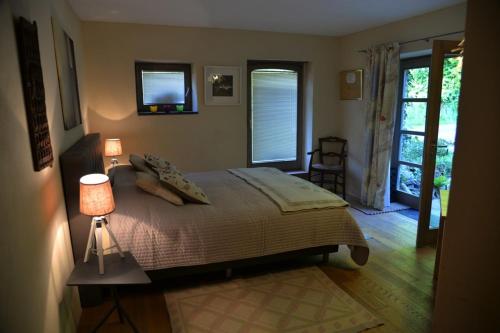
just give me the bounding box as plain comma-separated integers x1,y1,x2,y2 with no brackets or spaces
110,158,118,169
84,216,124,274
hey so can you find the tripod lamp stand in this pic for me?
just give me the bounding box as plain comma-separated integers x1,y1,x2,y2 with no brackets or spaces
80,173,124,274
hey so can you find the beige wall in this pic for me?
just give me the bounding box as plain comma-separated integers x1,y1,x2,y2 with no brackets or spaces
83,22,339,171
0,0,86,331
0,2,475,330
433,1,500,331
337,3,466,198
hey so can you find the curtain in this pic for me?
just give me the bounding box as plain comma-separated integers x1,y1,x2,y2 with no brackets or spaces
361,43,400,210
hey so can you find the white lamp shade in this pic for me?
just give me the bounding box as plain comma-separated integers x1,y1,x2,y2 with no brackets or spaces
80,174,115,216
105,138,122,157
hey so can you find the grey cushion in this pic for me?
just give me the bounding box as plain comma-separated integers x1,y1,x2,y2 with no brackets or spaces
129,154,157,177
144,153,176,171
135,172,184,206
157,168,210,205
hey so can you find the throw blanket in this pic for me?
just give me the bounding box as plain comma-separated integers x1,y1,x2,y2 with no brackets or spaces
228,167,348,212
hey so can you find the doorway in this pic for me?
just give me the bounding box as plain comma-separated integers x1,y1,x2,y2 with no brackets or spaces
391,41,463,247
392,56,431,209
417,40,463,247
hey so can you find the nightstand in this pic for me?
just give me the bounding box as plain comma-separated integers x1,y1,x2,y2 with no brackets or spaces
67,252,151,332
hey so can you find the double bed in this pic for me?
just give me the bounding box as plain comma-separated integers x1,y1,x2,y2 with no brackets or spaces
60,134,368,302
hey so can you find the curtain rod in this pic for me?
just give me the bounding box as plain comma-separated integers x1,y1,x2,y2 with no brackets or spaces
357,30,464,53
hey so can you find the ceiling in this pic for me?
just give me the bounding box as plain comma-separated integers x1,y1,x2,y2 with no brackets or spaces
68,0,465,36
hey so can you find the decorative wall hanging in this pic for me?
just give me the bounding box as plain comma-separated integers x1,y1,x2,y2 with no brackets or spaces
51,16,82,130
204,66,241,105
340,69,363,100
15,17,54,171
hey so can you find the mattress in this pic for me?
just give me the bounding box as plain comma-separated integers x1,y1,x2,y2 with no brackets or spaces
108,166,369,271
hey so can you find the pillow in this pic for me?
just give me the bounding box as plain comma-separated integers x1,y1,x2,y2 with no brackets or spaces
129,154,157,177
157,168,210,204
135,172,184,206
144,153,175,171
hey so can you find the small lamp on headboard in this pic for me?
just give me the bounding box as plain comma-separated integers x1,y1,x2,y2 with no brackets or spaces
80,173,124,274
104,138,122,168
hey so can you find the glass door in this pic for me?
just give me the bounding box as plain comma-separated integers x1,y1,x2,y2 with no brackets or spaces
417,40,463,247
392,56,431,209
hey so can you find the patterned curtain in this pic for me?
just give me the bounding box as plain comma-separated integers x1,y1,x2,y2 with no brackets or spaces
361,43,400,210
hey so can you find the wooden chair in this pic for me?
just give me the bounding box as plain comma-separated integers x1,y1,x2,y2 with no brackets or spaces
307,136,347,199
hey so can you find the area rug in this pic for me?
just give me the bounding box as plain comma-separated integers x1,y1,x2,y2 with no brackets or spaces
397,208,419,221
349,199,409,215
165,266,383,333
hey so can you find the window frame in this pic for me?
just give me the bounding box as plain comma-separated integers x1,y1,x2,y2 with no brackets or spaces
135,61,193,115
247,60,304,171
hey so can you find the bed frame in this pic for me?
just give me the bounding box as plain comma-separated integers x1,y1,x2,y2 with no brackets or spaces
60,133,338,306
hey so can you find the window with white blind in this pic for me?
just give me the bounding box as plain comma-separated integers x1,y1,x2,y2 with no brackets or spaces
248,61,303,170
135,62,193,115
142,72,185,105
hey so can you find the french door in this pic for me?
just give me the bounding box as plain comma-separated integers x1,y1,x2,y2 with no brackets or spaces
392,56,431,209
392,41,463,247
416,40,463,247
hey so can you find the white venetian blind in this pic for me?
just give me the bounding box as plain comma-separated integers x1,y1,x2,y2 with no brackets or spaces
142,71,185,105
251,69,298,163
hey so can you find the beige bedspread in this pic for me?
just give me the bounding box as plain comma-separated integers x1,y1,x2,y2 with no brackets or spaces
109,166,369,271
228,167,348,212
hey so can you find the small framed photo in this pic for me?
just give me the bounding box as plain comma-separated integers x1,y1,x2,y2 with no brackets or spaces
340,69,363,100
204,66,241,105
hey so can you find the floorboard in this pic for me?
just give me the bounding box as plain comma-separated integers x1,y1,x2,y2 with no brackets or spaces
77,208,435,333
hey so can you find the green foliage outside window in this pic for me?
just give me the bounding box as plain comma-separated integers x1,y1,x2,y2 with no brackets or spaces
398,57,462,196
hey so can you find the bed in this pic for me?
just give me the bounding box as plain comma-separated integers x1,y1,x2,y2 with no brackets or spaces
60,134,369,303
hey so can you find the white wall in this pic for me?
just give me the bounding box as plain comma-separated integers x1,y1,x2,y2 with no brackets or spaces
82,22,340,171
336,3,466,199
0,0,86,331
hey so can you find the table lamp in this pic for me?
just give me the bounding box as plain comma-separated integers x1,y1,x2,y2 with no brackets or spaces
104,138,122,168
80,173,124,274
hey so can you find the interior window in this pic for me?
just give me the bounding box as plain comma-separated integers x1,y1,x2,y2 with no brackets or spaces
247,61,303,171
135,62,193,115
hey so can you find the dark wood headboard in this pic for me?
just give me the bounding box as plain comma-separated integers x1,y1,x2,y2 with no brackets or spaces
60,133,104,261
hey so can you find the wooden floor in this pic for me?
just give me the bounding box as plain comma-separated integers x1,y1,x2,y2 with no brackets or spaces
78,209,436,333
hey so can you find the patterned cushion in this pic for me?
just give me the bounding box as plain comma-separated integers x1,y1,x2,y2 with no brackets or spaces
157,168,210,204
144,153,176,171
135,172,184,206
129,154,157,177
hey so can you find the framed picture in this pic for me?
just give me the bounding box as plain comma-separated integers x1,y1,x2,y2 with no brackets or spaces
340,69,363,100
16,17,54,171
51,16,82,130
204,66,241,105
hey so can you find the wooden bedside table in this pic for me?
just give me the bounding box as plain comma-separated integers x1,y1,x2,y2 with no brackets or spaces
67,252,151,332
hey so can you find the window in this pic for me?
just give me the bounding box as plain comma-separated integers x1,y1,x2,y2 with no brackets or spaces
135,62,193,115
247,61,303,170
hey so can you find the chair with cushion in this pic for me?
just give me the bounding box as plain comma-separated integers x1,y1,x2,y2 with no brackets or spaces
307,136,347,199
